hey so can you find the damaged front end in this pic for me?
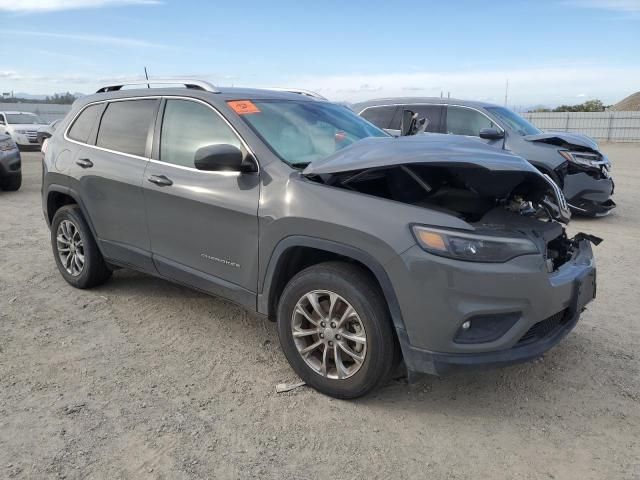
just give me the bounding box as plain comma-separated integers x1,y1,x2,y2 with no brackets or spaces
304,135,600,271
524,132,616,216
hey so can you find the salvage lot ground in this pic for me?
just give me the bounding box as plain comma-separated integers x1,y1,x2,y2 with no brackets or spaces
1,145,639,479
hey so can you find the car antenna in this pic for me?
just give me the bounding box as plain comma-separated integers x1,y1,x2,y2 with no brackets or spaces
144,67,150,89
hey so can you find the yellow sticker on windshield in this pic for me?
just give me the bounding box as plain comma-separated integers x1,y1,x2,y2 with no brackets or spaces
227,100,260,115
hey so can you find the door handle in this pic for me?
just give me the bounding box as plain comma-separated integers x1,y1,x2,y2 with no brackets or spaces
76,158,93,168
147,174,173,187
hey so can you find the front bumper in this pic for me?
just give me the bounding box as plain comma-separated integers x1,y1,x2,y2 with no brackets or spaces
0,147,22,178
387,237,596,376
563,171,615,217
11,133,40,146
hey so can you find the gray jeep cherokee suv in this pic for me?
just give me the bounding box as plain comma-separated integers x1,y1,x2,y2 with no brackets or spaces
42,79,599,398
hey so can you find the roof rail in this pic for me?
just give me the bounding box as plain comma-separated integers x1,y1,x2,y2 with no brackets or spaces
265,88,327,100
96,78,219,94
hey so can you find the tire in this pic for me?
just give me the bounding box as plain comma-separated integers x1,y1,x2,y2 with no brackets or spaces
51,205,112,289
1,174,21,191
277,261,397,399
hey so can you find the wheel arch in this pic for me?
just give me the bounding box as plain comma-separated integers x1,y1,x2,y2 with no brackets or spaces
45,185,100,243
258,236,406,334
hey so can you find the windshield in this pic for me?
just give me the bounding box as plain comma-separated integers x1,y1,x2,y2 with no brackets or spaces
236,100,388,166
485,106,541,136
6,113,45,125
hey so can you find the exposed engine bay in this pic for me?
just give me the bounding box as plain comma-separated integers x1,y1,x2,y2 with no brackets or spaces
307,163,600,271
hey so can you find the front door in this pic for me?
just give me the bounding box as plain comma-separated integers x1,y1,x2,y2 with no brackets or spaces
143,98,260,307
444,105,503,147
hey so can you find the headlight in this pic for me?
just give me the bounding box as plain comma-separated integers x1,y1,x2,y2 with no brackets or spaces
15,129,28,134
559,150,606,169
412,225,539,263
0,139,16,151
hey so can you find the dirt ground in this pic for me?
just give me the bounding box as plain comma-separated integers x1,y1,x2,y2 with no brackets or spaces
1,144,639,480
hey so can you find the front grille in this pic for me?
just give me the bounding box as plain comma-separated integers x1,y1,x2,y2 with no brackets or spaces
517,309,568,345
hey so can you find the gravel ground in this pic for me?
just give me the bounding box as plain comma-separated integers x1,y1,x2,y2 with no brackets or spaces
1,145,639,479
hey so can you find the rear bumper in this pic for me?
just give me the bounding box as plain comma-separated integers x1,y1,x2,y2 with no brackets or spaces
387,238,596,376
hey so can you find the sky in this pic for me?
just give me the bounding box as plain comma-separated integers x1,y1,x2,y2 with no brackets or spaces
0,0,639,107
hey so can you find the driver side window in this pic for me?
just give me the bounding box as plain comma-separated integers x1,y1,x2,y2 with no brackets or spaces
160,99,243,168
446,106,496,137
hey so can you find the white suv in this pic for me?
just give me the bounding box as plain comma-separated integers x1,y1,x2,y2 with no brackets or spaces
0,111,48,147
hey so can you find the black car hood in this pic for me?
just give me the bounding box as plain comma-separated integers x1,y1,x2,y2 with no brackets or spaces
523,131,599,151
303,134,540,176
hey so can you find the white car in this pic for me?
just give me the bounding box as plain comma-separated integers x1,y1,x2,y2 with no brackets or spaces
0,111,48,147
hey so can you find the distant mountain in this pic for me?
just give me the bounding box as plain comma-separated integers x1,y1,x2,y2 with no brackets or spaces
611,91,640,111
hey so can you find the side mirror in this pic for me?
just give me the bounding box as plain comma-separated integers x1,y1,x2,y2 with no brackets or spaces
400,110,416,136
194,144,245,172
400,109,429,136
479,128,504,140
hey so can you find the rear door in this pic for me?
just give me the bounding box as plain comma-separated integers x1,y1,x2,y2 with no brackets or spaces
143,98,260,307
67,98,159,271
410,105,444,133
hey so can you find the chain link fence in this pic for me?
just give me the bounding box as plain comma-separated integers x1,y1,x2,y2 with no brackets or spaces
521,111,640,142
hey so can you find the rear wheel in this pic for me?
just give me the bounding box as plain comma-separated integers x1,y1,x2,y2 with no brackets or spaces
1,174,21,191
277,262,397,398
51,205,112,288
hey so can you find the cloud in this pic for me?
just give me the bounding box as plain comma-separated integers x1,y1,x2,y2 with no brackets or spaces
284,65,640,105
562,0,640,13
0,29,163,48
2,65,638,107
0,0,161,12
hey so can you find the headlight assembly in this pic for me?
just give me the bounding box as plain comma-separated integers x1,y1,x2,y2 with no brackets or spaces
0,139,16,151
412,225,539,263
559,150,607,169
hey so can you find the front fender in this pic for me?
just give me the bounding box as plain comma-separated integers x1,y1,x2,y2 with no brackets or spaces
258,235,407,334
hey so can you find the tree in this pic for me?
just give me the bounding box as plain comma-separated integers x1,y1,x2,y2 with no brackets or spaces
44,92,77,104
553,99,604,112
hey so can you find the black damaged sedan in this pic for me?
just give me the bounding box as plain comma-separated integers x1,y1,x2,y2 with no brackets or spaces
0,133,21,191
355,98,615,217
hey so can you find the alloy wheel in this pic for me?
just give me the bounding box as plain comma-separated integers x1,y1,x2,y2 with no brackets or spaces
56,220,85,276
291,290,367,380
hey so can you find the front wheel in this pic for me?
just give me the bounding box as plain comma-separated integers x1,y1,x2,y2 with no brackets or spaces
277,262,397,399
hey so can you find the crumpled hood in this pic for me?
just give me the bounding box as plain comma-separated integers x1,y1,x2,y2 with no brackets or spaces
303,133,571,223
303,134,540,176
523,131,599,151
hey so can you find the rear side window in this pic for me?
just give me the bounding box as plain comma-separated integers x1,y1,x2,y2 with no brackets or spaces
360,106,397,129
159,99,243,168
96,99,157,157
411,105,443,133
446,106,497,137
67,104,102,143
